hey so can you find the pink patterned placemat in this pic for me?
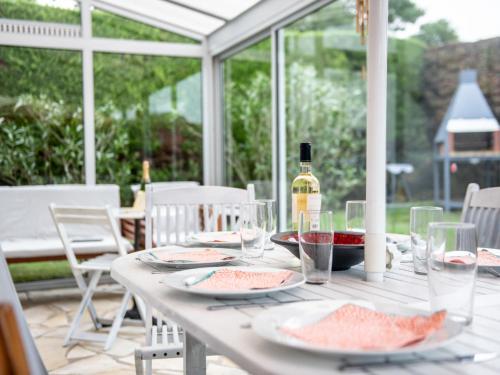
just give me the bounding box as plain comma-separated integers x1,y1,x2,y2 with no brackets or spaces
157,249,232,262
204,232,241,243
281,304,446,351
194,269,293,291
478,250,500,266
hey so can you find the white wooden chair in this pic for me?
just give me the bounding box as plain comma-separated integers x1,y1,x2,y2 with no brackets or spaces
135,185,254,375
461,183,500,248
146,185,255,247
49,204,132,350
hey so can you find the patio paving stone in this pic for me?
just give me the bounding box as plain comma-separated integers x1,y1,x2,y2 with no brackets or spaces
44,311,70,328
66,345,96,360
36,336,69,371
22,286,248,374
24,304,57,324
51,354,130,374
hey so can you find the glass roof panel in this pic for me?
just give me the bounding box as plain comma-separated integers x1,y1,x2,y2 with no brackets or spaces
92,8,198,43
98,0,225,35
164,0,261,21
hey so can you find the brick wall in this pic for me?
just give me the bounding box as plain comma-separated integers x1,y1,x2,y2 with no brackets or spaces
422,37,500,139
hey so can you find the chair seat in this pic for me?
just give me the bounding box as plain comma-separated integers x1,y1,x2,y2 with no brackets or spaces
76,253,121,271
1,236,133,259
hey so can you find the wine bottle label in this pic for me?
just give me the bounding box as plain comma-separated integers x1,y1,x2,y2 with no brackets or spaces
292,193,322,228
307,194,322,211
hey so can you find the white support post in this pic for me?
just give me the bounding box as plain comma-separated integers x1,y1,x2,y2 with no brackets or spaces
273,28,287,231
81,0,96,185
364,0,388,282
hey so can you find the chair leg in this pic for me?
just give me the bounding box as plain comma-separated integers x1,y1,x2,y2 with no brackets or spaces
64,270,102,347
74,271,102,330
104,290,132,350
145,304,153,375
135,349,145,375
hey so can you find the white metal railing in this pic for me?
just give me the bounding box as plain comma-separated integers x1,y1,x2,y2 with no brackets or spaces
0,18,81,38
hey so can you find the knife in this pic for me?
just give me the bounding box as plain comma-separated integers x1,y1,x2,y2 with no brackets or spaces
184,271,216,287
338,352,498,371
149,252,235,264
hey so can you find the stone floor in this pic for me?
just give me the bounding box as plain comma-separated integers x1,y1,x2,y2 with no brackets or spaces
20,285,248,375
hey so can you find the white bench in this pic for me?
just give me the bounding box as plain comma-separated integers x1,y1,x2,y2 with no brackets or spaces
0,184,132,263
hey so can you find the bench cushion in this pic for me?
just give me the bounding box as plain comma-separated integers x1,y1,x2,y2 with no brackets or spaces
2,237,132,259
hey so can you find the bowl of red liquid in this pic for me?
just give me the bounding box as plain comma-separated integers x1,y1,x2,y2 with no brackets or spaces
270,231,364,271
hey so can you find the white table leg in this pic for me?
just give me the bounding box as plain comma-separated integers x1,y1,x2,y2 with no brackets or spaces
183,331,206,375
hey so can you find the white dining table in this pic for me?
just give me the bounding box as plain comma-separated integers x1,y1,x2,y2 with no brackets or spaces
111,245,500,375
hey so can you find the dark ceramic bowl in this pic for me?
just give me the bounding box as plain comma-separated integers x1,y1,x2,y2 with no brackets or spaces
270,231,364,271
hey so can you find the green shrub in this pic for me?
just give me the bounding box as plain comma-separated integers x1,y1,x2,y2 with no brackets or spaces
0,95,201,204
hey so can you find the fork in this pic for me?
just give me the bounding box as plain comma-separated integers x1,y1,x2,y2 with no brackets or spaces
485,267,500,277
136,257,163,274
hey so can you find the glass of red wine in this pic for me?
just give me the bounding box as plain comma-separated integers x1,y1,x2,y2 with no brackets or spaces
298,210,334,284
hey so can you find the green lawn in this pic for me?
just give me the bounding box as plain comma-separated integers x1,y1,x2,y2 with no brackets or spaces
9,260,72,283
9,203,461,283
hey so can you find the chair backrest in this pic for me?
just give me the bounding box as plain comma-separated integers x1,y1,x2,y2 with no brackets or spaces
145,185,255,247
0,247,47,375
0,184,120,241
130,181,199,197
461,183,500,248
49,205,128,269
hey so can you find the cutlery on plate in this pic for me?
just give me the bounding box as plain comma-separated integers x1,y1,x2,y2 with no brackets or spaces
166,256,236,264
147,252,197,264
184,271,216,287
338,352,499,371
136,257,163,274
207,299,322,311
485,267,500,277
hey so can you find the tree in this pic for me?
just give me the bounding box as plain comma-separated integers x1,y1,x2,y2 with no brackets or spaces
295,0,424,32
389,0,425,30
415,19,459,46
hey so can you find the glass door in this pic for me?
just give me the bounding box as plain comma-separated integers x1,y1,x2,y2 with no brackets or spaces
275,0,367,230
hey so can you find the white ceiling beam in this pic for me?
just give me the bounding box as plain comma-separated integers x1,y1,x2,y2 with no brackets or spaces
91,0,204,41
207,0,326,56
0,33,203,57
0,33,82,50
91,37,203,57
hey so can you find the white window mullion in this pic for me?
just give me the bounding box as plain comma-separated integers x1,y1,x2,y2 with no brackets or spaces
81,0,96,185
273,28,287,231
201,39,212,185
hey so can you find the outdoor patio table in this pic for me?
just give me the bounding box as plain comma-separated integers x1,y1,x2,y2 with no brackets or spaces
114,208,146,252
111,245,500,375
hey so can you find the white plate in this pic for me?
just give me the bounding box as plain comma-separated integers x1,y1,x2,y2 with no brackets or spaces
138,247,241,269
189,231,241,247
252,300,463,357
162,266,305,299
478,248,500,272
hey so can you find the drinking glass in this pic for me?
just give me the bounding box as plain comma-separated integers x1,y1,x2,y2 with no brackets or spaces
410,206,443,274
240,202,267,258
257,199,276,250
427,222,477,325
345,200,366,233
298,210,334,284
